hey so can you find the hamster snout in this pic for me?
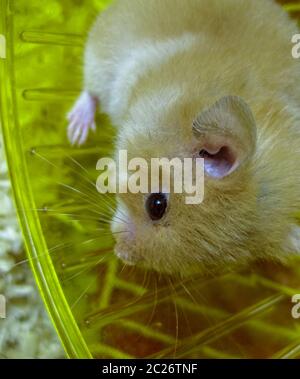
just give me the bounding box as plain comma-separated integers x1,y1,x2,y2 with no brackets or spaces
111,204,139,266
68,0,300,275
111,193,169,268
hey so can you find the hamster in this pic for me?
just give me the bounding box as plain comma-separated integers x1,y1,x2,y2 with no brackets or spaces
67,0,300,276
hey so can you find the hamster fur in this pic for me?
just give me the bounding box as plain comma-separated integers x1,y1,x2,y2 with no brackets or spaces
67,0,300,276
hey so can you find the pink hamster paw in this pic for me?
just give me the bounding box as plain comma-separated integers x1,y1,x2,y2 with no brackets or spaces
67,91,97,146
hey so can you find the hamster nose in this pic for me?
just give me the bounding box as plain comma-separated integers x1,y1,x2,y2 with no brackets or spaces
145,193,168,221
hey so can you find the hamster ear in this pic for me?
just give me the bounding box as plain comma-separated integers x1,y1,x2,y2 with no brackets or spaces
193,96,257,179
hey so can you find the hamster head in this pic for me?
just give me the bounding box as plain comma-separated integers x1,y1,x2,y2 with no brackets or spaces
109,92,269,276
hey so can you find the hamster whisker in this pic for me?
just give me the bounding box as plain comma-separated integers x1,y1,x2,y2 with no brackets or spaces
94,191,130,222
25,204,115,226
62,254,110,283
92,205,129,225
70,277,96,310
95,229,129,235
177,278,218,332
30,206,115,225
144,274,159,332
57,182,115,217
167,277,179,357
27,153,111,214
33,151,99,202
62,154,122,215
1,233,116,276
26,152,130,228
35,209,111,222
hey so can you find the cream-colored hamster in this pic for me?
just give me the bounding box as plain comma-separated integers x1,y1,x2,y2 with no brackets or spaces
67,0,300,276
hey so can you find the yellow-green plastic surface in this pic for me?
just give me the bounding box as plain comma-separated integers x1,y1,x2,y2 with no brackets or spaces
1,0,300,359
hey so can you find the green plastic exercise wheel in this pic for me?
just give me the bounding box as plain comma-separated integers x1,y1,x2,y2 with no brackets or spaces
1,0,300,359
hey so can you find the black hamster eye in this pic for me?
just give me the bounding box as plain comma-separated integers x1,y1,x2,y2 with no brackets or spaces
146,193,168,221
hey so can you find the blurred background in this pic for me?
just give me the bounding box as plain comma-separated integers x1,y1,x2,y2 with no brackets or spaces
0,133,64,358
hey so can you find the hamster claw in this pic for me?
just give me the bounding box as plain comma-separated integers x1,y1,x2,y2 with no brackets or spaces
67,91,97,146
